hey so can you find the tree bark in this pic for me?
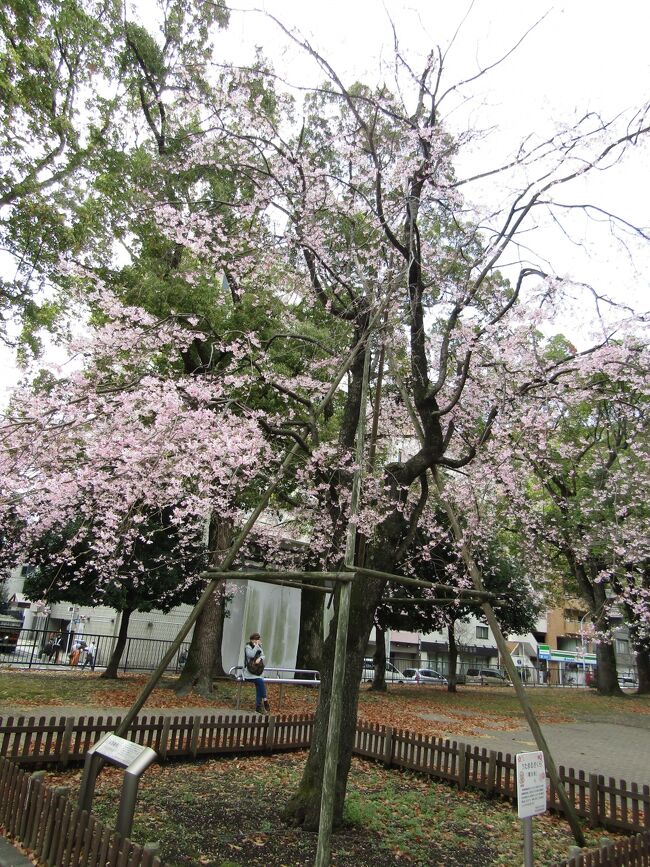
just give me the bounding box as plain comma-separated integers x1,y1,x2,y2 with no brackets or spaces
446,623,458,693
281,572,386,830
295,587,324,678
101,608,132,679
595,639,623,695
370,625,387,691
635,646,650,694
176,515,232,697
176,584,225,696
211,589,228,679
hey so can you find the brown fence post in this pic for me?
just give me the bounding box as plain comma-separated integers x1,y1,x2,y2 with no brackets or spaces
19,770,45,840
60,718,75,769
383,727,394,768
189,717,200,759
486,752,497,796
266,715,276,751
159,718,171,761
457,743,467,792
589,774,599,828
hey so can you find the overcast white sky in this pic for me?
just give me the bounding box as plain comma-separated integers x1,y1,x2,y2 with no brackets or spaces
220,0,650,140
2,0,648,402
218,1,650,327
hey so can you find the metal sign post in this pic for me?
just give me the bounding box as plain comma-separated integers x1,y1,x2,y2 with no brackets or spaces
78,733,157,839
516,750,547,867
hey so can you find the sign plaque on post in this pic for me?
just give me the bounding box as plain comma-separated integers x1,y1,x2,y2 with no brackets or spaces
78,732,157,839
516,750,547,867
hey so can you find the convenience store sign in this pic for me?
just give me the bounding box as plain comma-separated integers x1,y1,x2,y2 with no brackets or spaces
537,644,596,664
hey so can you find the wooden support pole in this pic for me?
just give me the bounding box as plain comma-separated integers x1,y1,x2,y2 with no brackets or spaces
201,574,333,594
200,570,352,584
351,564,496,600
381,596,503,605
315,343,371,867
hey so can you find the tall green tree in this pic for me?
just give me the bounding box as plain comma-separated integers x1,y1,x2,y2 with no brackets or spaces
0,0,228,352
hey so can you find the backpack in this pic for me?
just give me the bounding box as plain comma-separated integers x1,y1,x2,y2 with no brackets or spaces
246,652,264,676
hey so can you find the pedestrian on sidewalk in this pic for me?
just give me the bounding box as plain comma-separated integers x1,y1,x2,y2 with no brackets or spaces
244,632,269,715
69,639,84,666
52,633,64,663
82,642,96,670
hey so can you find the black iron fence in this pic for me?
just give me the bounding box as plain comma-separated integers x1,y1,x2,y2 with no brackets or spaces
389,655,596,688
0,627,190,674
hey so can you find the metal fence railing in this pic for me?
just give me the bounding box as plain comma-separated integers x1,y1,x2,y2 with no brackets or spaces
388,656,604,688
0,627,190,674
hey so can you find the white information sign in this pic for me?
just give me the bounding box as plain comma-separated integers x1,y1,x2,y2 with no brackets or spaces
516,751,547,819
96,734,148,768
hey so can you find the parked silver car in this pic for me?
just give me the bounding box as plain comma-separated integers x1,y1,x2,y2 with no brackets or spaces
464,667,511,685
402,667,448,685
361,658,407,683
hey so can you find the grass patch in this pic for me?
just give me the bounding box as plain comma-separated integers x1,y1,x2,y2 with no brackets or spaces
0,671,244,711
45,752,626,867
1,668,647,741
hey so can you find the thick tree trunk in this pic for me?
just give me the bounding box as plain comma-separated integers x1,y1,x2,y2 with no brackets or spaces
635,646,650,694
446,623,458,693
370,625,387,691
281,572,386,830
295,588,324,678
101,608,132,679
595,640,623,695
176,516,232,697
568,561,623,697
176,585,225,696
211,590,228,679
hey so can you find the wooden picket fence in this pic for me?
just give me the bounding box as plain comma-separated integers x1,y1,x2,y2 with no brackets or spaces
0,755,162,867
0,712,313,768
554,831,650,866
1,712,649,866
357,720,650,836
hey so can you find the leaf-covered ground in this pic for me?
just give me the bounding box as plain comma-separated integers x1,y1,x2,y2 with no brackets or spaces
1,670,648,740
2,671,644,865
45,751,625,867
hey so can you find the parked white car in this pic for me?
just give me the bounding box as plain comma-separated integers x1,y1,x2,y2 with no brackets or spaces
464,667,511,685
361,658,407,683
402,667,448,685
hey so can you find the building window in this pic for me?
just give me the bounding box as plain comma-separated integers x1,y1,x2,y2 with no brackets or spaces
564,608,584,622
616,639,629,655
476,626,489,640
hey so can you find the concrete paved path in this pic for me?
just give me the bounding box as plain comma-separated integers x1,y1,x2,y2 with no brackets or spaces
0,837,32,867
421,710,650,786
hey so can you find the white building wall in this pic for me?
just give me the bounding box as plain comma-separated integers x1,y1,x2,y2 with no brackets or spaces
4,568,303,669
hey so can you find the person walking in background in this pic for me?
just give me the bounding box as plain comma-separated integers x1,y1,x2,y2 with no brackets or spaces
82,641,96,670
244,632,270,715
69,638,84,666
42,634,55,661
52,633,64,663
